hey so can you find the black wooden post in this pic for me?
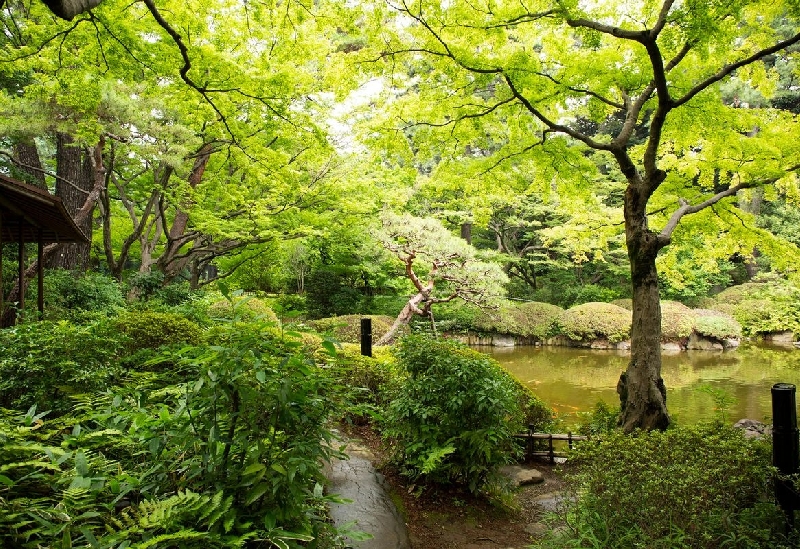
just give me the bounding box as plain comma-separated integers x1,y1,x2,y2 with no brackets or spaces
772,383,800,528
360,317,372,357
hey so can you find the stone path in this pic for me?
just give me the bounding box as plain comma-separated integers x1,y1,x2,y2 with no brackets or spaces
326,437,410,549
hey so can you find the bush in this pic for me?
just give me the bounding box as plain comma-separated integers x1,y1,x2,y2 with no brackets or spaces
305,267,362,318
538,423,789,549
113,310,203,353
562,283,621,307
0,319,125,414
610,298,632,310
208,296,279,323
429,302,482,332
0,318,343,548
661,300,695,341
472,301,562,340
693,309,742,340
711,281,800,337
38,269,124,321
321,343,404,424
383,334,525,492
309,314,397,344
555,302,631,344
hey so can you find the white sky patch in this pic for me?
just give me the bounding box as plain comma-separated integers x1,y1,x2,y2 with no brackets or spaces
327,78,384,152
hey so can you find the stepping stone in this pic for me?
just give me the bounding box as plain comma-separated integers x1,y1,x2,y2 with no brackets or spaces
499,465,544,487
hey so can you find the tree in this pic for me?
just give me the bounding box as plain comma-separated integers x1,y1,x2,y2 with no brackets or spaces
1,0,364,291
376,211,507,344
365,0,800,430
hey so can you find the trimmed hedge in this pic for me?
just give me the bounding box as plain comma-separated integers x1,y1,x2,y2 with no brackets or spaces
556,302,631,344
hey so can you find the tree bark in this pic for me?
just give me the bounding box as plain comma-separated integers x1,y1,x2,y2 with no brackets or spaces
41,0,104,21
48,133,95,271
12,139,46,188
157,142,214,283
617,180,670,431
377,292,426,345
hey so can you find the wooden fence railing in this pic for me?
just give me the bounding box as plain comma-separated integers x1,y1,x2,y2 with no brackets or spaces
513,431,589,464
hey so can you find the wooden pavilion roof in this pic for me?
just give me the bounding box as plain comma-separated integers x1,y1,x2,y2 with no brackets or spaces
0,174,88,244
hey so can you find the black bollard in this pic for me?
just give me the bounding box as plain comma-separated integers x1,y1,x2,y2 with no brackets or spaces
772,383,800,528
360,317,372,357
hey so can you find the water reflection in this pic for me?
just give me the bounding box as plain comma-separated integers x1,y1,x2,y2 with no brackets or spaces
482,343,800,426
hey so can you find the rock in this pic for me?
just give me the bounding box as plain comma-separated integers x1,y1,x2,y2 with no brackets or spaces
765,331,795,343
326,437,410,549
661,341,683,352
524,522,550,537
733,419,771,439
687,333,723,351
493,334,516,347
533,492,571,512
499,465,544,487
723,338,741,349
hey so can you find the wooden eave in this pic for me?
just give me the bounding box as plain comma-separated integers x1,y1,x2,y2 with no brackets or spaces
0,174,88,243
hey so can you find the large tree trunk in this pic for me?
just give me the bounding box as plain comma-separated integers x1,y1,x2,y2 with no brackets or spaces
617,182,670,432
48,133,94,271
12,139,46,188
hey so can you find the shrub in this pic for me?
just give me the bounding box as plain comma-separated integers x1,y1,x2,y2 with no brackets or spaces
711,282,800,337
431,302,482,332
309,314,397,344
320,343,404,424
38,269,124,321
693,308,742,340
113,310,203,353
0,318,343,548
516,302,563,339
0,319,125,414
714,282,767,304
661,300,695,340
152,280,194,306
126,269,165,300
610,298,632,310
305,267,361,318
538,423,788,549
562,283,621,307
472,301,562,339
383,334,525,492
208,296,279,323
555,302,631,344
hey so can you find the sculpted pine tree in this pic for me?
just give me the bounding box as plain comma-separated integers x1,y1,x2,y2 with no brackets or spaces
368,1,800,430
376,212,507,345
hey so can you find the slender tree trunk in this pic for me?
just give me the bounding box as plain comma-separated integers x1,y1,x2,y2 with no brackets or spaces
617,181,670,431
460,222,472,244
157,143,214,283
377,292,425,345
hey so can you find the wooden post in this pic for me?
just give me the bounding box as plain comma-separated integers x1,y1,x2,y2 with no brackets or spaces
360,317,372,357
17,219,24,324
0,209,3,321
37,229,44,320
773,383,799,529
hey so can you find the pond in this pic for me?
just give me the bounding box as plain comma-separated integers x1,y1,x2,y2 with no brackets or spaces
481,343,800,427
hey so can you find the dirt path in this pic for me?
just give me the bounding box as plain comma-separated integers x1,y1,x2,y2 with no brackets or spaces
341,424,570,549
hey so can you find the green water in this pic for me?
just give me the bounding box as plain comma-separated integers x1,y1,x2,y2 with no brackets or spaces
482,343,800,426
